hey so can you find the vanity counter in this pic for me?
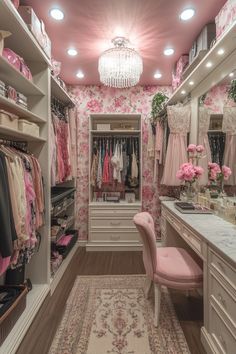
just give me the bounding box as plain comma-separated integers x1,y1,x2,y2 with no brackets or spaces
162,201,236,267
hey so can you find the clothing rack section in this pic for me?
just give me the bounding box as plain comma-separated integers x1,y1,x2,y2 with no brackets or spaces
50,100,77,186
90,135,140,202
50,187,78,277
0,141,44,283
208,131,225,166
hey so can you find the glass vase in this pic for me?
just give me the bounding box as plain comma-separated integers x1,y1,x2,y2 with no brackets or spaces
185,182,196,203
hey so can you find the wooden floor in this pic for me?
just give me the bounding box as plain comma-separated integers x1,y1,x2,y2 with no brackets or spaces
17,247,206,354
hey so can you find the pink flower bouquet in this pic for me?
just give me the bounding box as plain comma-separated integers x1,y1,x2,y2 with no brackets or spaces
208,162,232,182
177,162,204,183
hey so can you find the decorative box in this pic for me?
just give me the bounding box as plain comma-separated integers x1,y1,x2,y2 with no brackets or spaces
215,0,236,39
0,110,18,130
18,6,51,59
97,124,111,131
18,119,40,137
172,55,189,91
16,92,28,109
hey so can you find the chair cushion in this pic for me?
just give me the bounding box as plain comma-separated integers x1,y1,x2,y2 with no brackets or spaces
154,247,203,284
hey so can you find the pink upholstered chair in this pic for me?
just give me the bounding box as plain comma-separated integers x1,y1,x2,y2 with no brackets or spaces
133,212,203,326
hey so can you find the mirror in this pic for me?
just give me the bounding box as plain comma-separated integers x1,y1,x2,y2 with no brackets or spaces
197,71,236,195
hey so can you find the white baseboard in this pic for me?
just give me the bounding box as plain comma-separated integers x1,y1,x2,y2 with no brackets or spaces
86,242,142,251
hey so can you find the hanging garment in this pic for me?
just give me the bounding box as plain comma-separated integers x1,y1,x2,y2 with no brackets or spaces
91,149,98,187
223,107,236,185
147,121,155,159
161,105,191,186
50,121,57,186
111,142,120,181
198,107,212,185
97,144,102,188
102,147,110,183
68,107,77,178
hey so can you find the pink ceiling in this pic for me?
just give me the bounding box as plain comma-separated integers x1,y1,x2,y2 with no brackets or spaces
22,0,227,86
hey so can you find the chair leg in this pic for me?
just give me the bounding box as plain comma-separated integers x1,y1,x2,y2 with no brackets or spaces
154,283,161,327
144,277,152,299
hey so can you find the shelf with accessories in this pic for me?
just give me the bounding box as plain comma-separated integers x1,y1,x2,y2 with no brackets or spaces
168,20,236,105
51,75,75,106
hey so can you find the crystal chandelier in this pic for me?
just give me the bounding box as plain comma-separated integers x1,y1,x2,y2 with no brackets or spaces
98,37,143,88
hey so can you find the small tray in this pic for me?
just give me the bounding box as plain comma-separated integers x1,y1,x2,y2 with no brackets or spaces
174,202,213,214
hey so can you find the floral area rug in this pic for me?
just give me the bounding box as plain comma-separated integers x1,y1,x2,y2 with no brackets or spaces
49,275,190,354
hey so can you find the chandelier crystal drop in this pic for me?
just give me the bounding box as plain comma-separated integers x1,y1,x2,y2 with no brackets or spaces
98,37,143,88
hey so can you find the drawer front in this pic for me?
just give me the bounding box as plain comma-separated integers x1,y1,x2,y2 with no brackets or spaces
182,226,202,257
89,231,140,242
165,210,182,234
90,207,140,218
209,249,236,291
209,304,236,354
90,218,136,230
210,271,236,327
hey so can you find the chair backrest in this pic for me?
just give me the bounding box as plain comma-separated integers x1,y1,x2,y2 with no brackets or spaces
133,212,157,279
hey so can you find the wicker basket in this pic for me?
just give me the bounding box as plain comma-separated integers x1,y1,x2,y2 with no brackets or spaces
0,285,28,346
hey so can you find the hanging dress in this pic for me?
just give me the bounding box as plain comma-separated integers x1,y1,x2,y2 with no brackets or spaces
97,144,102,189
223,107,236,185
198,107,212,185
161,105,191,186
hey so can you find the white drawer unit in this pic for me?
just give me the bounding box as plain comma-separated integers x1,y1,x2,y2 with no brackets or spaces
88,204,141,250
209,303,236,354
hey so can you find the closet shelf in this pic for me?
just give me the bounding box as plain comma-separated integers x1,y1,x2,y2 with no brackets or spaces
0,284,49,353
0,0,50,64
91,130,141,134
168,20,236,104
51,76,75,106
51,217,75,243
0,95,46,123
0,126,46,142
0,56,45,96
52,200,75,218
50,242,79,294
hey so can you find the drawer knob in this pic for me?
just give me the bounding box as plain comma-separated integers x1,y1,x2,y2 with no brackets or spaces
110,221,121,226
218,294,226,309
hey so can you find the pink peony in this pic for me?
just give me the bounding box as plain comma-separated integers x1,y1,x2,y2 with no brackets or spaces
196,145,205,153
187,144,196,153
222,165,232,180
194,166,204,176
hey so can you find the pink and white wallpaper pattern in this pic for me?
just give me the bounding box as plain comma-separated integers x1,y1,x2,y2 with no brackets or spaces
69,85,172,240
204,83,236,113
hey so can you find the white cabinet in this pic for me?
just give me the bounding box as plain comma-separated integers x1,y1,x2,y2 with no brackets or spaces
87,114,142,250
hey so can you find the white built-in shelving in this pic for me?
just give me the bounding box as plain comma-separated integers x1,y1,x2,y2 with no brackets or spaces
168,20,236,105
0,1,77,352
51,75,75,106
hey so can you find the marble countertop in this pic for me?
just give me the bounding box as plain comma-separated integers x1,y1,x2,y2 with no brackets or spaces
162,201,236,267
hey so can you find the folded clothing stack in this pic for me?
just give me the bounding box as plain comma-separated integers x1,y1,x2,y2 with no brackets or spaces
55,230,78,259
16,92,28,109
0,80,6,97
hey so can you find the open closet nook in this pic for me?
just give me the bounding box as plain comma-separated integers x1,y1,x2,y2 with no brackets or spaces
0,1,236,353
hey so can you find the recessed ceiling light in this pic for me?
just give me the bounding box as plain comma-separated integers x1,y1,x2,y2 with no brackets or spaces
217,48,225,55
154,72,162,79
181,90,186,95
76,70,84,79
206,61,213,68
229,72,234,77
67,48,78,56
180,8,195,21
164,48,174,56
189,81,194,86
50,8,64,20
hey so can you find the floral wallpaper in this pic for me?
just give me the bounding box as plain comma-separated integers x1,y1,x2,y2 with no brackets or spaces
204,83,236,113
69,85,172,240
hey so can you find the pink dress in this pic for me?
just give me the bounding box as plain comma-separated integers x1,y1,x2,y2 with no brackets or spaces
161,105,191,186
223,107,236,185
198,107,212,185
